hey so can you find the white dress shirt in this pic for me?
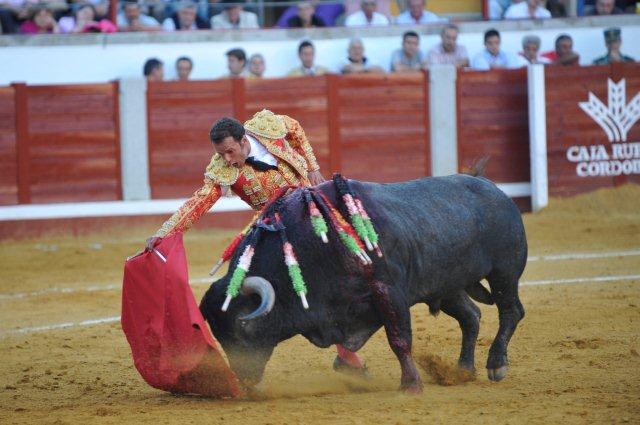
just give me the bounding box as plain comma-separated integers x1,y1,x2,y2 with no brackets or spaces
246,134,277,167
344,10,390,26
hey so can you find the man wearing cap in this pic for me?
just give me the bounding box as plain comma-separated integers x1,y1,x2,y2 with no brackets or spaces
593,27,635,65
145,110,368,376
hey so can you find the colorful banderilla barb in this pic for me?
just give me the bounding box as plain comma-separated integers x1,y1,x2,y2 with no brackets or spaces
313,191,371,265
303,189,328,243
222,241,256,312
209,212,261,276
276,213,310,309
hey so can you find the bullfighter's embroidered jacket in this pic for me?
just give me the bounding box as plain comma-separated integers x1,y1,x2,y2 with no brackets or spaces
154,111,320,237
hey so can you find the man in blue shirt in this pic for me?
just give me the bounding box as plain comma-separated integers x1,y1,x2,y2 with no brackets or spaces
471,28,519,70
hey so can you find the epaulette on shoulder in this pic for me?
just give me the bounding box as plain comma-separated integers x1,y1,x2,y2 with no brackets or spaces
204,154,239,186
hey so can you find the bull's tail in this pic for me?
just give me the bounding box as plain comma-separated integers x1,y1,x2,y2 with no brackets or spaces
466,281,494,305
462,156,490,177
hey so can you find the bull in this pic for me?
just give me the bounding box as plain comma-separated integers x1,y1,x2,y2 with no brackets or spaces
201,173,527,393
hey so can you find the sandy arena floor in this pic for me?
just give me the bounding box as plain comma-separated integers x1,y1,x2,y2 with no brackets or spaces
1,185,639,424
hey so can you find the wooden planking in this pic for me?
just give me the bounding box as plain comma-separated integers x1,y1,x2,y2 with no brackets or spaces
337,73,430,182
0,87,18,205
147,80,234,198
545,63,640,197
24,83,120,203
457,68,529,182
246,77,330,172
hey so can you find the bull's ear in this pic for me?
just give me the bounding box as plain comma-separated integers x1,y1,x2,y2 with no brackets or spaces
238,276,275,321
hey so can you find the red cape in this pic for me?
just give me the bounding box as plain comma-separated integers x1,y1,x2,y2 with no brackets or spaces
121,234,243,398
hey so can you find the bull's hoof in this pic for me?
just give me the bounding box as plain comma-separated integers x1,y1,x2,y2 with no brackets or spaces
333,356,371,380
401,383,423,395
457,361,476,374
487,365,508,382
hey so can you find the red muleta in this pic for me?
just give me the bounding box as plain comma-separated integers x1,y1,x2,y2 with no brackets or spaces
121,234,243,398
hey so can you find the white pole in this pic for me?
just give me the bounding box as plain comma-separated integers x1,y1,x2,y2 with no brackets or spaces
527,65,549,212
429,65,458,176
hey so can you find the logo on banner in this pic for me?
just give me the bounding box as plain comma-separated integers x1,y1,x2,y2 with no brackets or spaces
566,78,640,177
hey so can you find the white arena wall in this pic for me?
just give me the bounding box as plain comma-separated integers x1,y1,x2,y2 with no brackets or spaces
0,15,638,85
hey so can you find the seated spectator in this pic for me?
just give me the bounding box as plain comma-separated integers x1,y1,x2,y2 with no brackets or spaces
287,2,325,28
548,34,580,66
226,48,247,78
488,0,513,20
211,0,259,29
427,24,469,68
471,28,520,70
584,0,624,15
546,0,567,16
344,0,389,27
391,30,426,73
341,38,384,74
395,0,446,25
20,5,60,34
176,56,193,80
163,1,209,31
504,0,551,19
144,58,164,81
593,27,635,64
518,35,551,65
248,53,266,78
58,4,115,33
288,40,330,76
117,1,160,32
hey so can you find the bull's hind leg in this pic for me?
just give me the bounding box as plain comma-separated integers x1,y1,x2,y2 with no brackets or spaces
486,274,525,382
441,291,481,372
370,280,422,393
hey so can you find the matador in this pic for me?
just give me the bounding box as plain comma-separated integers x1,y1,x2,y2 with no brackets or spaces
145,109,367,376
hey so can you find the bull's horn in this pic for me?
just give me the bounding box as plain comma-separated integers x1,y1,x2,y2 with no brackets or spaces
238,276,276,321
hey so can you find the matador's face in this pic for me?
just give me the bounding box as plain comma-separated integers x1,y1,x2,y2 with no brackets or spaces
215,136,251,169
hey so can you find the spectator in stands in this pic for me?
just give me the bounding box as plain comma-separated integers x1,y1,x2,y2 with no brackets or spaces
248,54,266,78
395,0,446,25
163,1,209,31
545,0,567,17
289,40,330,76
391,30,426,73
226,48,247,78
288,1,326,28
341,38,384,74
488,0,514,19
471,29,519,70
344,0,390,27
144,58,164,81
20,5,60,34
426,24,469,68
504,0,551,19
550,34,580,66
518,35,551,65
117,1,160,32
59,3,116,33
584,0,624,15
593,27,635,64
211,0,259,29
176,56,193,80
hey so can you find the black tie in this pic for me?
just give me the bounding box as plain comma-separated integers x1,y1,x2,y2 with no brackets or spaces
245,156,278,171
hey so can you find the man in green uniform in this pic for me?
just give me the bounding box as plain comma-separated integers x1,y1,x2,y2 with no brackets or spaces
593,27,635,65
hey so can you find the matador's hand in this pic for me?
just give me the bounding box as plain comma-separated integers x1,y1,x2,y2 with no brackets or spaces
145,236,162,252
308,170,325,186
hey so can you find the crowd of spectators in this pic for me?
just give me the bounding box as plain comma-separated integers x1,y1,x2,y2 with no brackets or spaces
141,24,634,83
1,0,638,35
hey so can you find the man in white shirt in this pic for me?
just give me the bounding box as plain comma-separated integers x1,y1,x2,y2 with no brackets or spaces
504,0,551,19
471,28,520,70
211,0,259,29
518,34,551,65
344,0,390,27
117,1,160,31
395,0,447,25
427,24,469,68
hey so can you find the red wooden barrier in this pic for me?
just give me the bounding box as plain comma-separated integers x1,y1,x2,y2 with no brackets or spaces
146,80,235,199
457,68,529,183
545,63,640,197
0,87,18,205
1,82,122,206
147,74,431,199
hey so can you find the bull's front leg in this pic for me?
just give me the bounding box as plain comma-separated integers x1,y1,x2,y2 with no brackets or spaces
369,280,422,394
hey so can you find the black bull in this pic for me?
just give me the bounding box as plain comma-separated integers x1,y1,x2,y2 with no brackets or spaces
201,174,527,392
